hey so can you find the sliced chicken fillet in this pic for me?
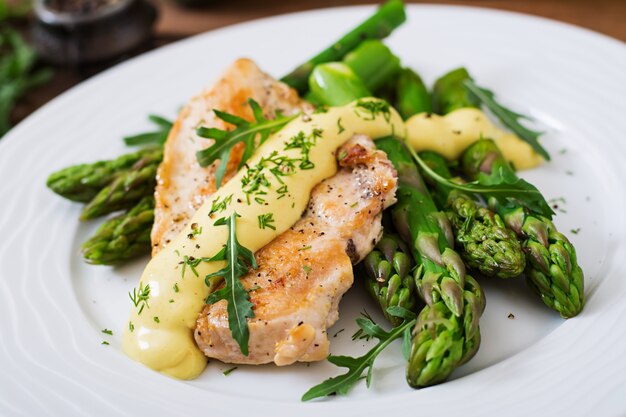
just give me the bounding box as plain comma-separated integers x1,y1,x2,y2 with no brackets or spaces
194,135,398,365
152,58,311,254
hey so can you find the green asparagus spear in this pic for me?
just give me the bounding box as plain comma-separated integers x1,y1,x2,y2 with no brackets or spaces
419,151,525,279
376,136,485,387
308,63,371,107
408,274,484,386
81,196,154,265
80,147,162,220
461,139,584,317
394,68,432,119
343,40,401,93
362,234,418,326
432,67,477,115
46,147,161,203
280,0,406,94
308,41,404,107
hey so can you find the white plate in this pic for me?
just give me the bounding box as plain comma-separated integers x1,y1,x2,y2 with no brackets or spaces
1,5,625,416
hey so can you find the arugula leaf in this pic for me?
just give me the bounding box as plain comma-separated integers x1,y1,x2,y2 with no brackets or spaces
123,114,173,146
386,305,416,322
204,213,257,356
464,79,550,161
301,317,415,401
411,146,554,218
195,99,299,188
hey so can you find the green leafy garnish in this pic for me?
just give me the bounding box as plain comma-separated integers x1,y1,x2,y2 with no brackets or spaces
302,309,415,401
0,29,53,137
196,99,299,188
464,79,550,161
123,114,173,146
257,213,276,230
411,147,553,218
128,282,150,315
205,213,258,356
208,194,233,217
223,366,238,376
101,328,113,335
354,98,391,122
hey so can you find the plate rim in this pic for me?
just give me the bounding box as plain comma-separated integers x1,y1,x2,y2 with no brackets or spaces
1,4,626,416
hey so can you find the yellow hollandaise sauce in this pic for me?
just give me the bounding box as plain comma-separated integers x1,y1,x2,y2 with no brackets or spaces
406,108,543,170
122,99,405,380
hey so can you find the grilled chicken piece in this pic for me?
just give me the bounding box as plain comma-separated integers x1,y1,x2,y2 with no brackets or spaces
152,58,310,254
194,135,397,365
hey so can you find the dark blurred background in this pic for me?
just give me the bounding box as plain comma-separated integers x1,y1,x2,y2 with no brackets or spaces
1,0,625,135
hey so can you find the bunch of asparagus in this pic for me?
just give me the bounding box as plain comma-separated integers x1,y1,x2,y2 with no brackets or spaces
304,24,583,398
46,116,170,264
425,68,584,318
377,137,486,387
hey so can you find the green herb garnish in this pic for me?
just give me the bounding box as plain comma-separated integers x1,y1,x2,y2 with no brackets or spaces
464,79,549,160
208,194,233,217
205,213,258,356
284,128,323,170
101,328,113,335
241,151,298,204
354,99,391,122
302,308,416,401
181,255,212,278
128,282,150,315
196,99,298,188
337,117,345,134
223,366,238,376
123,114,173,146
257,213,276,230
412,147,553,218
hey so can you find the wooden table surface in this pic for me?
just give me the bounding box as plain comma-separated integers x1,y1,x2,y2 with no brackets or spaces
10,0,626,127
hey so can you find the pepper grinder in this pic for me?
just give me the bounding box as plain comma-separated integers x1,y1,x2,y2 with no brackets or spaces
33,0,157,65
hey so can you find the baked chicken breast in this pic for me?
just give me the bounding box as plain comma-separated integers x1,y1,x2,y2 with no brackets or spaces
152,58,310,253
194,135,397,365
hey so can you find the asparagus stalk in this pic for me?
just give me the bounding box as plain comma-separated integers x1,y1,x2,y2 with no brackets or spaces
46,147,160,203
362,233,418,327
376,136,485,387
308,40,404,106
419,151,526,279
461,139,584,317
80,147,162,220
432,67,478,115
343,40,401,93
394,68,432,119
308,63,371,107
81,196,154,265
280,0,406,94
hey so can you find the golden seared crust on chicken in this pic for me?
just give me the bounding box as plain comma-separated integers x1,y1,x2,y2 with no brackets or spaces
152,58,310,254
194,135,397,365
